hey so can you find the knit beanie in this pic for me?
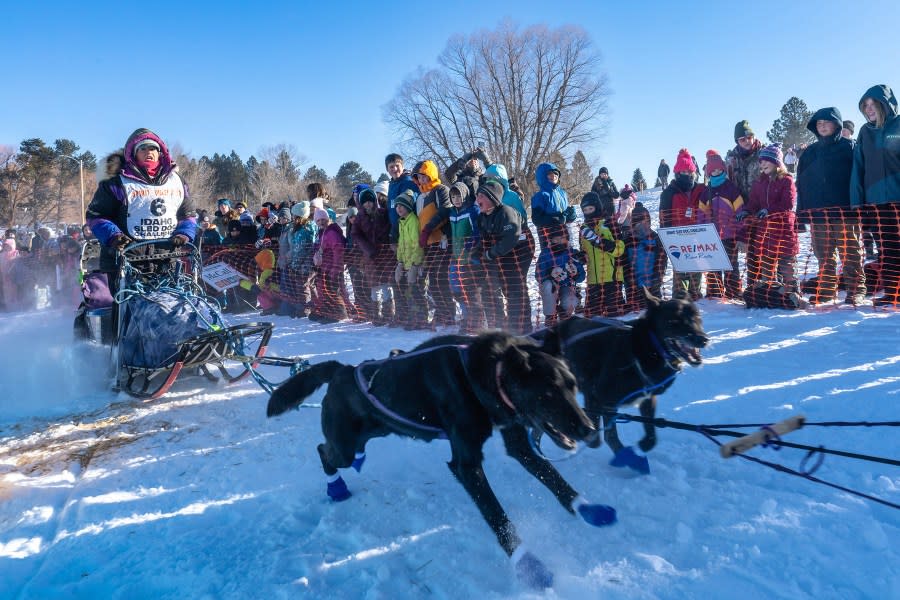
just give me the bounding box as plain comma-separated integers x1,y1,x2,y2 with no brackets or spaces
758,144,784,168
133,139,160,158
313,208,329,222
580,191,601,212
239,212,254,225
476,180,504,206
394,190,416,214
278,207,291,221
674,148,696,173
620,184,635,199
705,149,727,175
598,166,609,175
358,188,377,206
734,120,754,142
842,120,855,135
291,201,311,219
310,198,324,210
631,202,651,223
374,181,389,197
345,207,359,219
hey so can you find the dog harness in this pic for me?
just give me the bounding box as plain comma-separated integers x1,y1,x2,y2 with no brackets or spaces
352,344,517,438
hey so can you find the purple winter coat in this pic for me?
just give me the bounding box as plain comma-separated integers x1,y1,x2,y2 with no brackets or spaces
698,179,747,242
746,173,799,255
316,223,346,276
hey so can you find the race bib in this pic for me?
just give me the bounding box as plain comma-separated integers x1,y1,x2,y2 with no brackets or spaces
121,174,185,239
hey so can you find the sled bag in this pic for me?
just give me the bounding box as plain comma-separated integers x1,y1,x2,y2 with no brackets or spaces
119,290,223,369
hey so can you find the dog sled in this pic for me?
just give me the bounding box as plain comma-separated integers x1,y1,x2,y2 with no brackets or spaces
75,238,307,399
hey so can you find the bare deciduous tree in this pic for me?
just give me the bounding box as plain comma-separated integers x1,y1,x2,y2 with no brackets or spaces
384,21,610,194
171,144,216,209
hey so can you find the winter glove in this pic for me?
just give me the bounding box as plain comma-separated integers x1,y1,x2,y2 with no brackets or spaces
418,229,431,248
170,234,189,247
563,205,577,223
599,238,616,253
756,209,768,219
550,266,565,282
472,147,491,165
580,226,600,244
735,211,749,223
111,234,132,249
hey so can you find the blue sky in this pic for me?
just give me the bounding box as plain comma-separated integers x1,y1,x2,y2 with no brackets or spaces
4,0,898,200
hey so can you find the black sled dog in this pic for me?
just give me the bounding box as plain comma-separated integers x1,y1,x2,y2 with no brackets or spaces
267,330,615,590
532,292,708,474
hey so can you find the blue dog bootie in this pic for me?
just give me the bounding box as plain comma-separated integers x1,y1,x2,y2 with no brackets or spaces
610,446,650,474
511,547,554,590
351,452,366,472
572,495,617,527
326,474,351,501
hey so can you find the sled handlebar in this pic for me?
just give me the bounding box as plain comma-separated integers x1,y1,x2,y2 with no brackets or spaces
719,415,806,458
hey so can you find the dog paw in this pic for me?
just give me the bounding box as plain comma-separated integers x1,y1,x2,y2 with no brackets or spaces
327,476,352,501
576,502,617,527
512,549,554,590
610,446,650,475
351,452,366,472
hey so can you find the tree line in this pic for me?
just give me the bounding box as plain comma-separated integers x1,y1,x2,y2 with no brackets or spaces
1,20,816,228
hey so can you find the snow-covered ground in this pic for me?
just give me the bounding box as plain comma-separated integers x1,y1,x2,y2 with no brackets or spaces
1,190,899,599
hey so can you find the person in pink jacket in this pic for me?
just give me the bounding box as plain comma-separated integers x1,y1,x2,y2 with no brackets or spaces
737,144,799,291
309,209,355,323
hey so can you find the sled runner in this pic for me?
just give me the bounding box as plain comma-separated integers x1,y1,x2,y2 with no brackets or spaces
76,239,306,399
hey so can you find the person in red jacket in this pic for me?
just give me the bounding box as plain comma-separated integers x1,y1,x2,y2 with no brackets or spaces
737,144,799,292
659,148,707,299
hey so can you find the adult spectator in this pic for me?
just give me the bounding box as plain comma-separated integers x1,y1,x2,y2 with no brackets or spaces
657,159,670,188
590,167,620,207
842,120,855,141
444,148,486,200
797,107,865,305
726,120,765,200
784,147,799,174
213,198,232,238
851,84,900,306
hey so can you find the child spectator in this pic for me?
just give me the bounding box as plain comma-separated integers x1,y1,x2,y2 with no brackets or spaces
394,190,427,329
660,148,706,299
309,209,352,323
627,202,668,309
287,201,318,317
536,225,586,326
531,162,576,249
700,149,746,299
447,182,485,333
239,249,280,315
579,191,625,316
738,144,800,294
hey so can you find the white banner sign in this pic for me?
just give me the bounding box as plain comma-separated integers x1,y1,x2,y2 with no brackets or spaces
658,224,733,272
201,262,247,291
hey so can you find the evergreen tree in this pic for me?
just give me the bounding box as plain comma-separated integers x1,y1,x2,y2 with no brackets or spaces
333,161,373,204
766,97,815,149
568,150,593,199
302,165,329,183
631,168,647,191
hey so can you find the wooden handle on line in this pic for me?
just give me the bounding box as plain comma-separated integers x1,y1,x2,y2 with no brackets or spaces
719,415,806,458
